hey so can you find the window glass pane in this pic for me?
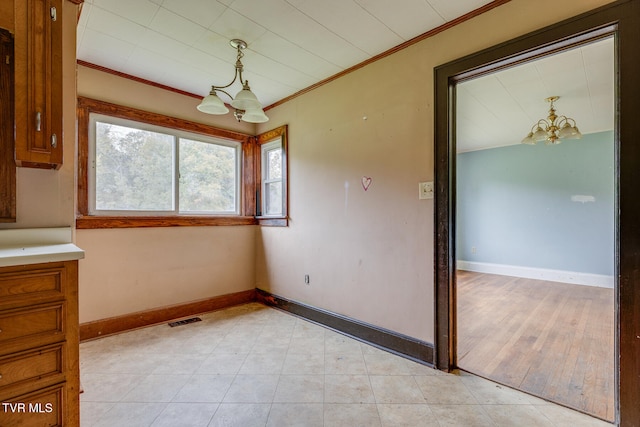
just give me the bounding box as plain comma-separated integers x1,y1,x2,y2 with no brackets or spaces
267,148,282,180
264,181,282,216
95,122,174,211
179,138,237,213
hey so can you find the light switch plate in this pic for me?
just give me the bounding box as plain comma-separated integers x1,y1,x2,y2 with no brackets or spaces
419,182,434,199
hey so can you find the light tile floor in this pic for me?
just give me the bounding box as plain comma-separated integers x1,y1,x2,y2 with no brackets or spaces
80,303,613,426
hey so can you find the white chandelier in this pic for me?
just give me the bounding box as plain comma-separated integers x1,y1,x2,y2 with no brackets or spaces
197,39,268,123
521,96,581,145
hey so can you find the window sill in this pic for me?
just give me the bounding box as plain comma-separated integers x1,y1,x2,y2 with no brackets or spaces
256,216,288,227
76,215,258,229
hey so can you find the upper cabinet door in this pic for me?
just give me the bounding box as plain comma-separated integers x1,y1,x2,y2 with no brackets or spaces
14,0,63,169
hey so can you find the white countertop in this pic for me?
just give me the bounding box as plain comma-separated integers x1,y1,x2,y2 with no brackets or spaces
0,227,85,267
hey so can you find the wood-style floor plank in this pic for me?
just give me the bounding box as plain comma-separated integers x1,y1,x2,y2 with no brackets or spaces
457,270,615,422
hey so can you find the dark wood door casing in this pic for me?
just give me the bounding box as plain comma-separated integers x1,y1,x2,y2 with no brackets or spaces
434,1,640,425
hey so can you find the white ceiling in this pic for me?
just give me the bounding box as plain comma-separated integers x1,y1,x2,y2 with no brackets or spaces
76,1,614,147
457,36,615,152
76,0,495,107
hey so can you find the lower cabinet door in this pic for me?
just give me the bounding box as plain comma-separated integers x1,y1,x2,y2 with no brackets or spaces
1,382,65,426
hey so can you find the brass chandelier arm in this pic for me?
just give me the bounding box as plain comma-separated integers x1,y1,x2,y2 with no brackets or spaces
530,118,549,133
557,116,578,127
529,115,578,133
211,47,246,94
211,87,233,99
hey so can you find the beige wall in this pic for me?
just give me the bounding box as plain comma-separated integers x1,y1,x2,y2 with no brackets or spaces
255,0,615,343
76,66,257,323
76,227,255,323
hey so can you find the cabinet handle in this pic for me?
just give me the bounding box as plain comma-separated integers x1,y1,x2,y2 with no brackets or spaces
50,6,57,21
51,134,57,148
35,111,41,131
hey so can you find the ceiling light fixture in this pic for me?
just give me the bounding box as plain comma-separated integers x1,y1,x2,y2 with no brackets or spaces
521,96,581,145
197,39,268,123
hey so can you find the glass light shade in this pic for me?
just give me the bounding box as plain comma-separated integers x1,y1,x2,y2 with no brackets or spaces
231,87,262,111
557,123,583,139
564,125,582,139
241,107,269,123
532,126,548,141
545,137,561,145
197,92,229,115
570,127,582,139
557,123,572,139
521,132,536,145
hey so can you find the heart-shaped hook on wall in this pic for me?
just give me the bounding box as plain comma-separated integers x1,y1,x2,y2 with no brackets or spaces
361,176,372,191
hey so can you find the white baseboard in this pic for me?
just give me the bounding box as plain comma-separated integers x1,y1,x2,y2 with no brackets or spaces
457,260,614,288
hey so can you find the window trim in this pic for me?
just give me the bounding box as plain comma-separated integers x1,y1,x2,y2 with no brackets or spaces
255,125,288,227
88,113,242,216
76,97,256,229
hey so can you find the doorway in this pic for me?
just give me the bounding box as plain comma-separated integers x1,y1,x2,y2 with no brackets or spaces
454,37,615,421
434,1,640,425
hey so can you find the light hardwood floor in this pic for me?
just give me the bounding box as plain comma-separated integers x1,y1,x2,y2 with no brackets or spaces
457,270,615,422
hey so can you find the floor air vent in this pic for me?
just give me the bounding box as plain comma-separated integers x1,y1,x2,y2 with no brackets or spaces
168,317,202,327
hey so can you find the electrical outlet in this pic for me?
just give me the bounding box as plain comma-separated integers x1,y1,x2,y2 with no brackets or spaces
304,274,310,284
419,182,434,199
471,246,477,254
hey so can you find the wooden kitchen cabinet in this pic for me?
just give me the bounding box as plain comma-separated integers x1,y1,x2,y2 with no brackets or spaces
0,261,80,426
14,0,63,169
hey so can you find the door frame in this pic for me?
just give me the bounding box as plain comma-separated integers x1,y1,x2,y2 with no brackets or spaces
434,1,640,424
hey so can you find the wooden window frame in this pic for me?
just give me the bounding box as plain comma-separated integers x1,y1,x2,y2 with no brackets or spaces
255,125,289,227
76,97,257,229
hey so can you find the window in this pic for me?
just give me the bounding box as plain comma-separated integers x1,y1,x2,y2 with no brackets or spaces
256,125,288,226
76,97,255,228
89,115,240,216
76,97,288,229
261,140,283,216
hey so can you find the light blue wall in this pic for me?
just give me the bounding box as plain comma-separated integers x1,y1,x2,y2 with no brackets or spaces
456,131,614,276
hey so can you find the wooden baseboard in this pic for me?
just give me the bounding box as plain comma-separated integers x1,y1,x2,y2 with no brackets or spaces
80,287,434,367
255,289,434,366
79,289,256,341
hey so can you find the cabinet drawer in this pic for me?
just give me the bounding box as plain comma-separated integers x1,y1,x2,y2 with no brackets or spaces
0,344,63,390
0,304,63,348
1,383,64,426
0,266,65,306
